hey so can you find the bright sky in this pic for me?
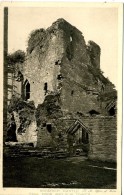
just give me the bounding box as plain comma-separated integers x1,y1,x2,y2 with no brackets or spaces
8,6,118,87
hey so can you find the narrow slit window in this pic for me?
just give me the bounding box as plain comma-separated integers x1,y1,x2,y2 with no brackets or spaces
44,83,48,95
70,36,72,42
26,82,30,100
44,83,48,91
71,90,74,95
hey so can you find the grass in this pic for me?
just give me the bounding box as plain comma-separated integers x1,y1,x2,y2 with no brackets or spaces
3,156,116,188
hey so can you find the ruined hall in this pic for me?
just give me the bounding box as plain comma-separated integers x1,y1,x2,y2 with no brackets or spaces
6,18,117,162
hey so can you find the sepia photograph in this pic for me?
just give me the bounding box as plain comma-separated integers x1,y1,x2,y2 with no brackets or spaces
1,2,122,194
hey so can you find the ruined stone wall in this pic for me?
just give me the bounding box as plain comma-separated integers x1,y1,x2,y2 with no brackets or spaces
7,19,116,154
37,114,116,162
7,98,37,145
82,116,117,162
47,19,110,115
14,111,37,144
87,41,101,69
22,18,102,110
22,21,67,107
36,94,70,148
60,62,102,114
13,18,114,115
37,117,74,149
60,50,106,115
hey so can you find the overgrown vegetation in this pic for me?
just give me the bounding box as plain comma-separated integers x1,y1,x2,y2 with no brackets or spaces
27,28,46,54
36,94,63,127
7,50,25,65
8,96,36,134
8,96,35,113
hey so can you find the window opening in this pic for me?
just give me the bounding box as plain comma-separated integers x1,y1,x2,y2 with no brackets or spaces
44,82,48,95
46,123,52,133
42,123,46,127
89,110,100,116
55,60,61,65
108,106,115,116
57,74,63,80
71,90,74,95
24,80,30,101
25,82,30,100
70,36,72,42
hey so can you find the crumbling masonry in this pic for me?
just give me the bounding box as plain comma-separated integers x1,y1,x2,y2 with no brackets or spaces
6,18,117,162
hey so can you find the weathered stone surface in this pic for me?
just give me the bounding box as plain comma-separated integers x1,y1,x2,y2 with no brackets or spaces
6,18,117,162
82,116,117,162
20,18,115,113
7,98,37,144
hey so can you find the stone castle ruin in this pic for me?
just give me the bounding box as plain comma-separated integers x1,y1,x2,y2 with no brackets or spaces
6,18,117,162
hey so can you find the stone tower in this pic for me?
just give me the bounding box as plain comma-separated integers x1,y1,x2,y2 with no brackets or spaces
22,18,114,114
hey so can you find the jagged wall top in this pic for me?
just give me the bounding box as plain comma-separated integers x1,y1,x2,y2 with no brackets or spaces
27,18,101,69
48,18,82,34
